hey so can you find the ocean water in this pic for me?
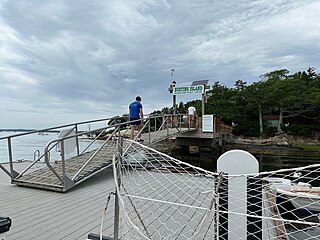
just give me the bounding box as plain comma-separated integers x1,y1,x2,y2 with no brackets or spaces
0,131,101,163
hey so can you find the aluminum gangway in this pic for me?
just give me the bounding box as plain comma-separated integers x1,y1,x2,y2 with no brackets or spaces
0,114,188,192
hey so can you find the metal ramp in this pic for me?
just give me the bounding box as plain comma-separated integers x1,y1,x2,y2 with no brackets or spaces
12,143,116,192
1,114,187,192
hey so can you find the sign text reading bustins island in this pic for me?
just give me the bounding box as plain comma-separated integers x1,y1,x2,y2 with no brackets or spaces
173,85,204,95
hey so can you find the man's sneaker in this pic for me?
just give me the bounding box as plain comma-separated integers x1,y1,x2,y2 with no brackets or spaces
137,138,144,142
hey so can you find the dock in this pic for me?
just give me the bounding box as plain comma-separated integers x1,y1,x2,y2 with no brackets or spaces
174,129,232,148
1,161,116,240
3,138,318,239
0,143,285,240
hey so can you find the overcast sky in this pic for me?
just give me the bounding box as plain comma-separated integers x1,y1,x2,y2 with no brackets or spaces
1,0,319,129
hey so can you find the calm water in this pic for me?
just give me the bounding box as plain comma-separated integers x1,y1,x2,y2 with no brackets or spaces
169,147,320,172
0,131,101,163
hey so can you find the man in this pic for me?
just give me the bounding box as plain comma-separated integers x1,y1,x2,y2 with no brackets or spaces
187,106,196,128
129,96,144,141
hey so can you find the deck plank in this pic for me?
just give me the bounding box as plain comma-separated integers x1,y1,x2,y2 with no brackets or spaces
1,163,116,240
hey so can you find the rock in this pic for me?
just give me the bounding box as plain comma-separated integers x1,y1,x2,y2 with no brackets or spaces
276,141,289,146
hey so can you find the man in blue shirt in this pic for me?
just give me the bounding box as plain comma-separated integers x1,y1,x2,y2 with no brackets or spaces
129,96,144,141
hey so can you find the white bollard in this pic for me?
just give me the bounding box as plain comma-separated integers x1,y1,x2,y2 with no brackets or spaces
217,150,260,240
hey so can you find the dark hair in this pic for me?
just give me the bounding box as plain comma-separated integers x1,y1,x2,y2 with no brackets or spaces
136,96,141,101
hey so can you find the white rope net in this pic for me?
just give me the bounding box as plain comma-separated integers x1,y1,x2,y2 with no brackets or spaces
113,139,320,240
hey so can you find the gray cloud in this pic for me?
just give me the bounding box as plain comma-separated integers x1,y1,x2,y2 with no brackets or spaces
0,0,319,128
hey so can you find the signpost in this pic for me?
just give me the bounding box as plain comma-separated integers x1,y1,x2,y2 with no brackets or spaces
168,76,209,129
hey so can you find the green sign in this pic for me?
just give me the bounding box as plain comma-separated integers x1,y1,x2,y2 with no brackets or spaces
173,85,204,95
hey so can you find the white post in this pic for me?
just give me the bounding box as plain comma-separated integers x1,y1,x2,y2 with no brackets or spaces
217,150,259,240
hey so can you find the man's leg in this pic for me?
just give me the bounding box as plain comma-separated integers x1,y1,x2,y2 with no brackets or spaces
190,115,194,128
137,124,142,139
130,125,135,140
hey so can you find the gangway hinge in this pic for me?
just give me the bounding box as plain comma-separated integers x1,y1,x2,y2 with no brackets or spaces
0,163,19,179
63,176,76,191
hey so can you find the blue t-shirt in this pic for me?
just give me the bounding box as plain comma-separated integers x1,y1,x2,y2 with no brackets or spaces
129,101,142,119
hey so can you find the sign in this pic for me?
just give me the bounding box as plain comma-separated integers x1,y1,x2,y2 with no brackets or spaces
202,115,214,133
173,85,204,95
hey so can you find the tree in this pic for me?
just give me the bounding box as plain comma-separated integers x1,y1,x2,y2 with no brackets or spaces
206,81,237,120
245,81,271,137
260,69,291,134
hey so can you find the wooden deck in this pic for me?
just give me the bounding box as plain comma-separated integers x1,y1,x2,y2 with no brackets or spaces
1,161,215,239
0,150,290,239
0,127,289,240
1,162,116,240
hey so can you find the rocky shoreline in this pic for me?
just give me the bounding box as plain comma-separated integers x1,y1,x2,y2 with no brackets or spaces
224,134,320,155
152,134,320,157
233,133,319,146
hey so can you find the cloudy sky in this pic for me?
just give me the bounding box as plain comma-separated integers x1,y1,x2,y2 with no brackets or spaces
1,0,319,129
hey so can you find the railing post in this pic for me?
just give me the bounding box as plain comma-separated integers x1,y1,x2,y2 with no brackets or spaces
75,124,80,156
117,126,121,137
60,140,66,180
148,118,151,144
7,138,15,180
114,137,123,240
166,116,169,137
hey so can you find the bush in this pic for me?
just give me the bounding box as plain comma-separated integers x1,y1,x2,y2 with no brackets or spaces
233,120,260,137
285,124,320,137
264,125,278,137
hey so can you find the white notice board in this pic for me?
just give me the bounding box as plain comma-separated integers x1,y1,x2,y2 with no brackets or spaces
202,115,214,133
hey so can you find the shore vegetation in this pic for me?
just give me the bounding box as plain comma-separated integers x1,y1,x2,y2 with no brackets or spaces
154,67,320,140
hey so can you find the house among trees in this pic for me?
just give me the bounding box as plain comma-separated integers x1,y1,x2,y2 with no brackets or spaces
263,115,280,127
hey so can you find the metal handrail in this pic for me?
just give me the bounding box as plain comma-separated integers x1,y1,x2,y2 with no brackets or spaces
0,114,186,187
0,116,119,178
0,117,112,140
71,126,121,181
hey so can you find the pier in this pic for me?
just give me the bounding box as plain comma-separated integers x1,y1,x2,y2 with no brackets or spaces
175,129,232,148
174,115,233,155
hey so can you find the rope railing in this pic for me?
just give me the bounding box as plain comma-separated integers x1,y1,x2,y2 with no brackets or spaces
110,139,320,240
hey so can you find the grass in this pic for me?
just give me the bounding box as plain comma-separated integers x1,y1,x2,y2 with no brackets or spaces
291,144,320,151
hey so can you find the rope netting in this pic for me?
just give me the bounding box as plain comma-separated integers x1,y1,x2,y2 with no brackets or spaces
112,139,320,240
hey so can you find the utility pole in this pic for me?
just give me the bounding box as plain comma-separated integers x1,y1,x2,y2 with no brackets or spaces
171,69,176,115
202,86,205,116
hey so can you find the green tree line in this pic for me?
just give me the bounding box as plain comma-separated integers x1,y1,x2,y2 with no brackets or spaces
159,68,320,138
